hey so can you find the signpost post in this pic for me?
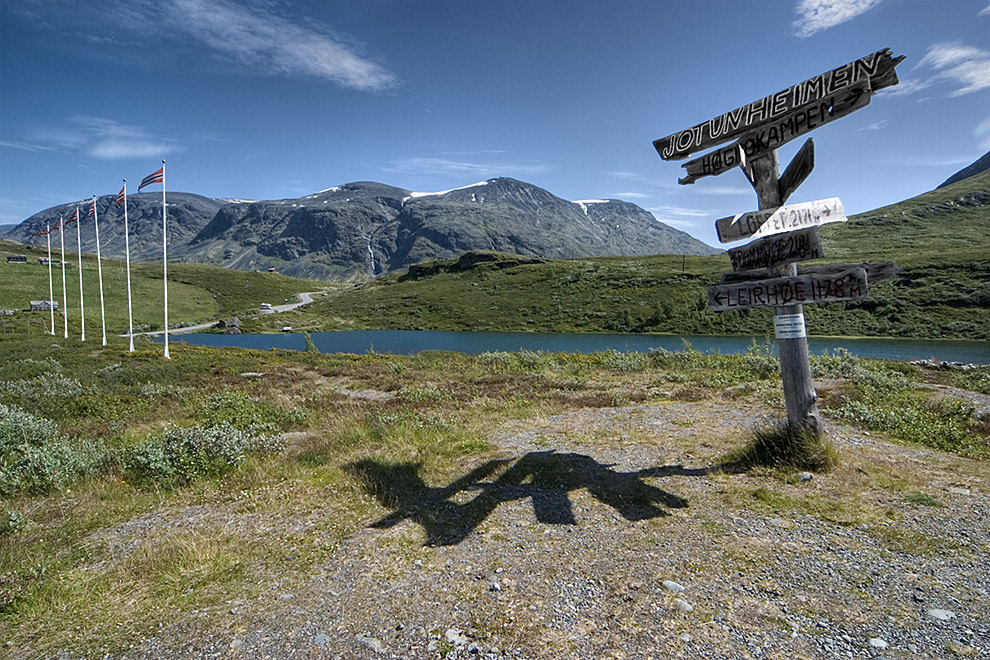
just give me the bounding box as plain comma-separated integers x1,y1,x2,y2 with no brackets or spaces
653,48,904,437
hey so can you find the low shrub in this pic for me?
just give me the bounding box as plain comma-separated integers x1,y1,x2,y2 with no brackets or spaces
0,404,107,496
725,418,837,472
123,422,283,487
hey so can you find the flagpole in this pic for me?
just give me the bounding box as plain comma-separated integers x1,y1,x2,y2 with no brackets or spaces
122,180,135,352
75,207,85,341
58,217,68,338
93,196,107,346
161,160,170,359
46,222,54,335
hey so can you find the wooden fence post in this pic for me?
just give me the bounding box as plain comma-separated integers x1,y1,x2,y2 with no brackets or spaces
749,152,822,437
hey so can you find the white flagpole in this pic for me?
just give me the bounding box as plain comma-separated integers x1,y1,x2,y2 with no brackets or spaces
58,217,68,338
122,180,135,352
46,222,54,334
161,160,170,359
75,207,85,341
93,196,107,346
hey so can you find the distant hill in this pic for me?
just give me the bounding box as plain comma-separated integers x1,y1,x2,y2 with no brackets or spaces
6,178,718,281
0,224,15,237
937,150,990,189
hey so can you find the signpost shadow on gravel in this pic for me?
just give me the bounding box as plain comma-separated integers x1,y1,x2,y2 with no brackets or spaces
345,452,721,546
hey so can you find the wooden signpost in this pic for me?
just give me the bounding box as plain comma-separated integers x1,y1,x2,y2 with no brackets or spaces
653,48,904,437
715,197,845,244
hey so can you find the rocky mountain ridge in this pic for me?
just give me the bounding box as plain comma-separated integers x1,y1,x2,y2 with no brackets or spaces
7,178,718,281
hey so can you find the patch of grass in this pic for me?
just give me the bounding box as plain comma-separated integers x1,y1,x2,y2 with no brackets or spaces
725,419,838,472
904,491,943,507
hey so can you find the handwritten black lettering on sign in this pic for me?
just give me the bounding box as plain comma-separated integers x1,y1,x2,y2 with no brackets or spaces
654,48,903,161
721,261,900,285
716,197,844,244
728,226,823,272
708,268,868,312
679,82,869,185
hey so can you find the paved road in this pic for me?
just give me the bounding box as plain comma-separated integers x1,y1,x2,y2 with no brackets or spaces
131,291,323,337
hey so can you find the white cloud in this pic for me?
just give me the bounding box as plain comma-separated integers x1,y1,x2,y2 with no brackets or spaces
856,120,890,131
71,116,181,160
0,140,57,153
650,215,699,229
918,42,990,96
165,0,398,91
885,42,990,99
613,191,650,199
384,157,548,178
980,2,990,17
792,0,883,38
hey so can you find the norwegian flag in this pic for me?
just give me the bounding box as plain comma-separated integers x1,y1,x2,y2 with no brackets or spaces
87,199,97,217
115,185,126,208
34,227,49,236
139,167,163,190
66,209,79,226
53,220,61,232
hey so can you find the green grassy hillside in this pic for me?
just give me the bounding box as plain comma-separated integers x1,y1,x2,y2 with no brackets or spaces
303,172,990,339
0,240,324,336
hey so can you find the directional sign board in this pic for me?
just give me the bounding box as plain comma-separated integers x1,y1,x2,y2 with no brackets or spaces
708,267,868,312
778,139,815,204
679,82,869,185
654,48,903,161
715,197,845,244
727,226,823,272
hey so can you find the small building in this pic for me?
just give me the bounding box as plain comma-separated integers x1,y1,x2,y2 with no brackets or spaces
6,255,27,263
30,300,58,311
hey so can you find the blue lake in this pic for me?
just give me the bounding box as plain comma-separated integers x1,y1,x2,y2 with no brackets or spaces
160,329,990,364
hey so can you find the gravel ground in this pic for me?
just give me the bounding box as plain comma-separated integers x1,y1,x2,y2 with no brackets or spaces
43,400,989,660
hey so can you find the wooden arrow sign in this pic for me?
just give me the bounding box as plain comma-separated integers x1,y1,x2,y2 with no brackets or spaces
708,267,868,311
721,261,900,285
654,48,903,161
679,82,868,185
727,226,823,272
778,138,815,204
715,197,845,244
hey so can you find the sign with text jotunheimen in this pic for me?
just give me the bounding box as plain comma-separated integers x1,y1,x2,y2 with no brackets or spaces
653,48,903,161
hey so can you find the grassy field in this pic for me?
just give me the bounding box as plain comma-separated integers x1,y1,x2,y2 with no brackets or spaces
278,171,990,339
0,240,325,336
0,335,987,656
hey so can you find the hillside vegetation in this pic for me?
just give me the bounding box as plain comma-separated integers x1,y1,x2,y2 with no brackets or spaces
302,171,990,340
0,240,324,335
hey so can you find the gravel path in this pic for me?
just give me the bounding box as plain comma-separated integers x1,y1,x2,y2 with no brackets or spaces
49,401,989,660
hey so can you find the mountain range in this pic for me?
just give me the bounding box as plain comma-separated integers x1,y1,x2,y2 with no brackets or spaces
6,178,718,280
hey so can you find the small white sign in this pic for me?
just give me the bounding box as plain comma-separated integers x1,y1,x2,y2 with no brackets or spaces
774,312,807,339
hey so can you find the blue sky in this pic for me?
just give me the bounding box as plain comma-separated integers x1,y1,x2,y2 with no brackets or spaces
1,0,988,248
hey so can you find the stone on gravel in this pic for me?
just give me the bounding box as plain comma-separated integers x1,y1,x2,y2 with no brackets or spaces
868,637,888,649
927,608,956,621
674,598,694,613
356,633,385,654
662,580,685,593
446,628,469,645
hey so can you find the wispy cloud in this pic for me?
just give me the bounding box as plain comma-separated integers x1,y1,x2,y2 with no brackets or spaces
884,42,990,98
980,2,990,17
613,191,650,199
162,0,398,91
71,116,181,160
856,120,890,131
0,140,58,153
792,0,883,38
16,116,182,160
383,156,548,179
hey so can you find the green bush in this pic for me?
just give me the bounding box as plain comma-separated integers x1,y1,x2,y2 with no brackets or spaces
123,422,283,487
726,418,837,472
0,404,107,497
199,391,305,433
